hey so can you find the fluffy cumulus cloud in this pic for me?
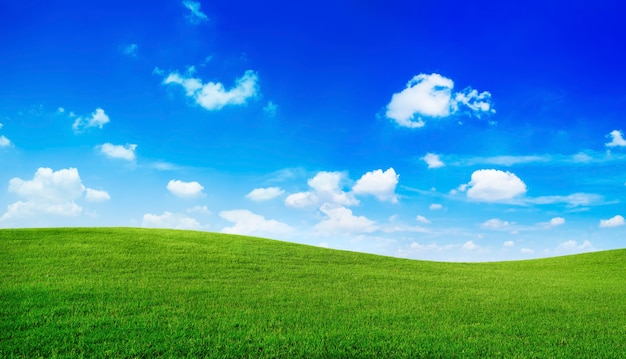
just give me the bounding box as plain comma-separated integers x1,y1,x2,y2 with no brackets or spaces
72,108,110,132
599,215,625,228
1,167,109,221
314,204,377,235
163,70,258,111
142,212,201,230
352,168,399,203
98,143,137,161
220,209,292,237
464,169,527,202
606,130,626,147
246,187,284,201
385,73,494,128
423,153,445,168
285,171,358,208
182,0,208,24
549,217,566,226
167,180,205,199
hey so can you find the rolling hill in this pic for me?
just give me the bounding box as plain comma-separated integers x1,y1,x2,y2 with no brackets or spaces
1,227,625,358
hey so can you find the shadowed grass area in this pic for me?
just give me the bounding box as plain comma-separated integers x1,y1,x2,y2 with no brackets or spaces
1,227,625,358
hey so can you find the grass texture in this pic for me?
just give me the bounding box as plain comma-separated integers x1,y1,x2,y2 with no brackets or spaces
1,227,625,358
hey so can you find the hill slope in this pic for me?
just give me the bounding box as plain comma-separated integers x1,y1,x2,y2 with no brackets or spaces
1,227,625,358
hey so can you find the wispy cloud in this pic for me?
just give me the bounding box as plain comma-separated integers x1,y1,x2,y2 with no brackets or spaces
142,211,201,230
182,1,208,24
72,108,110,132
123,43,138,57
263,101,278,117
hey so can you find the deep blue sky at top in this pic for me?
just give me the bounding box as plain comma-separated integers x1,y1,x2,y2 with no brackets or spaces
1,0,625,261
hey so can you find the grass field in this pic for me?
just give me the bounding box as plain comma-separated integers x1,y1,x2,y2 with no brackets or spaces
1,227,625,358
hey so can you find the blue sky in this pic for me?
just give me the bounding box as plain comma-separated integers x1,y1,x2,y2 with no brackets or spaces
1,0,625,261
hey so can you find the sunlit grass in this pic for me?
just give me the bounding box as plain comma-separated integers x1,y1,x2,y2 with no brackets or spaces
1,227,625,358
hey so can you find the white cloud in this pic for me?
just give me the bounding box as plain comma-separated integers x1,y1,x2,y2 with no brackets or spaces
163,70,258,111
599,215,624,228
555,240,594,253
167,179,205,199
462,240,478,250
481,218,511,229
423,153,445,168
220,209,292,237
606,130,626,147
72,108,110,132
527,193,602,207
142,212,201,230
429,203,443,210
263,101,278,117
314,204,377,235
0,135,11,148
187,205,210,214
549,217,565,226
85,188,111,202
246,187,284,201
352,168,399,203
285,171,358,208
416,215,430,224
182,0,208,24
520,248,534,254
385,73,494,128
465,169,527,202
98,143,137,161
1,167,108,221
123,44,138,57
503,240,514,247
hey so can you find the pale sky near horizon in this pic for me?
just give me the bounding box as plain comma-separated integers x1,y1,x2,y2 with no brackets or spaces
1,0,625,261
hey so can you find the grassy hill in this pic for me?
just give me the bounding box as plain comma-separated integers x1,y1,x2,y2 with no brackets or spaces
1,227,625,358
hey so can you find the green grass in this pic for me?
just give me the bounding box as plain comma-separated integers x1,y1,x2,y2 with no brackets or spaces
1,228,625,358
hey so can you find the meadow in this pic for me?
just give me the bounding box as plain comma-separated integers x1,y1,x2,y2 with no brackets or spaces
1,227,625,358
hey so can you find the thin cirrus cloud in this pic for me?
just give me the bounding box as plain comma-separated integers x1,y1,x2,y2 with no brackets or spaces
72,108,110,132
1,167,109,221
182,0,208,24
246,187,285,201
98,143,137,161
163,70,259,111
167,179,205,199
384,73,494,128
